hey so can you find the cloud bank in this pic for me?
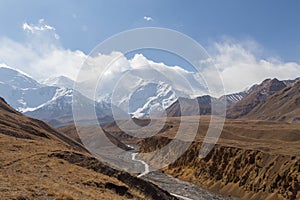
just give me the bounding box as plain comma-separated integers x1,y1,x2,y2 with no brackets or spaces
0,19,300,95
0,19,86,80
210,39,300,93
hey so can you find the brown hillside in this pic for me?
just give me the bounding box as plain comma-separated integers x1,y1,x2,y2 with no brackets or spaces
59,124,133,151
0,97,86,151
227,78,286,118
245,80,300,123
0,97,176,200
135,116,300,199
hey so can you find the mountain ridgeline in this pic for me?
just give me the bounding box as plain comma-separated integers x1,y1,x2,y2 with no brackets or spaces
226,78,287,119
166,77,300,123
1,65,300,127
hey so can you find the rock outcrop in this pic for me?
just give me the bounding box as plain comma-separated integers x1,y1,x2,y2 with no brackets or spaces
140,136,300,200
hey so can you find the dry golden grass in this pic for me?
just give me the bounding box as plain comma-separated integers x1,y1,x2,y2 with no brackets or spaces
0,133,150,200
246,80,300,123
128,115,300,200
0,98,175,200
127,115,300,155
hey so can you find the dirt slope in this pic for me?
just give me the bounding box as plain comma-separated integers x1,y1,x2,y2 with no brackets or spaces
245,80,300,123
136,116,300,200
0,97,176,200
227,78,286,119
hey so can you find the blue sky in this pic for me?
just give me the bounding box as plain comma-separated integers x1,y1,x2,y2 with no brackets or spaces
0,0,300,93
0,0,300,61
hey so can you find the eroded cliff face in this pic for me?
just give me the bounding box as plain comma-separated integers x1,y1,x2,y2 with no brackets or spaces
140,136,300,200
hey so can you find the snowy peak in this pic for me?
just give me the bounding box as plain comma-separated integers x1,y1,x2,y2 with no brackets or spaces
24,88,73,120
0,65,59,112
128,81,177,118
15,86,59,112
0,65,116,127
42,76,75,89
0,64,40,89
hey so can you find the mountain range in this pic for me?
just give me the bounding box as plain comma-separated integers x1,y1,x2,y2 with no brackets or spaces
226,78,287,118
1,65,300,199
0,65,202,126
245,79,300,123
166,77,300,124
0,66,121,127
1,65,300,126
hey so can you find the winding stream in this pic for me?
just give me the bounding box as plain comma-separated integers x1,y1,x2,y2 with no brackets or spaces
129,146,230,200
131,152,150,178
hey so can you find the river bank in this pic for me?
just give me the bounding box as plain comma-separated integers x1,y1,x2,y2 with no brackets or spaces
128,145,231,200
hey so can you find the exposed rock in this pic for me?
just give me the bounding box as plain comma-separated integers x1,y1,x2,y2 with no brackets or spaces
140,136,300,199
246,80,300,123
227,78,286,119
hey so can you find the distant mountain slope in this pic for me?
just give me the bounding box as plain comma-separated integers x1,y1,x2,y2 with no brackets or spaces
165,91,247,117
166,78,299,120
282,77,300,86
23,88,76,127
218,92,247,107
24,88,125,127
226,78,286,118
0,64,39,88
41,75,75,89
0,97,176,200
245,80,300,123
59,124,133,151
128,81,177,118
0,66,120,127
166,95,214,117
0,65,59,112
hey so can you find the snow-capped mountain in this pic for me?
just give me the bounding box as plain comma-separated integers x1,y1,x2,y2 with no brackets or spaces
95,78,192,118
0,65,58,112
0,65,117,127
41,75,75,89
3,64,300,126
77,54,208,118
0,64,39,89
24,88,73,120
24,88,118,127
127,81,177,118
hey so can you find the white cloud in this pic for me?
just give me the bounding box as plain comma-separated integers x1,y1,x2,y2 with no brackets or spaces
1,21,300,98
0,37,86,80
77,52,207,102
0,19,85,80
143,16,153,21
1,25,206,99
208,39,300,94
23,19,55,32
22,19,58,40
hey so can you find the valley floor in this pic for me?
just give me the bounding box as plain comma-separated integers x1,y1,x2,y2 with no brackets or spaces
104,116,300,200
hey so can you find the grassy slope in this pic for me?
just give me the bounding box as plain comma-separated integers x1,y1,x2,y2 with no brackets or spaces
0,97,176,200
136,116,300,200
